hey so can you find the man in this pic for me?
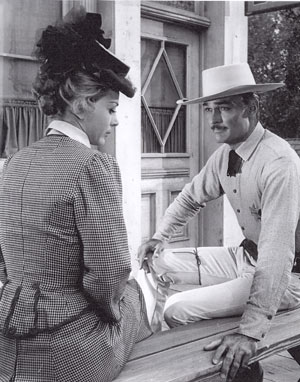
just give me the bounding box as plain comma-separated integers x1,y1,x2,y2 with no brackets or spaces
138,63,300,382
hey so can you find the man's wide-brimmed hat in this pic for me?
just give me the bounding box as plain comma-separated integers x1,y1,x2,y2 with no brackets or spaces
177,63,284,105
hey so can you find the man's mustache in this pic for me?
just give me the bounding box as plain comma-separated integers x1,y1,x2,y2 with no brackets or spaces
211,125,227,130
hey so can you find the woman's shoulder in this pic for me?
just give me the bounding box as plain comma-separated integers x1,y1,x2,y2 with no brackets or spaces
86,151,120,178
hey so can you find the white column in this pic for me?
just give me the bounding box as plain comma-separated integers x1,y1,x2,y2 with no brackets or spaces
223,1,247,246
113,0,141,271
224,1,248,65
0,1,3,288
0,0,4,99
62,0,97,16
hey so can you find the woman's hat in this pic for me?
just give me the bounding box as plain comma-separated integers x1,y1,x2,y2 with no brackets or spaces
177,63,285,105
35,6,134,97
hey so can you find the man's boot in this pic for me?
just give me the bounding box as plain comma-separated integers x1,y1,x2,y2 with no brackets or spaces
232,362,263,382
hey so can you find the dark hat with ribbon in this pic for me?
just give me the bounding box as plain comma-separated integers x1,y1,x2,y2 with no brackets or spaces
34,6,134,97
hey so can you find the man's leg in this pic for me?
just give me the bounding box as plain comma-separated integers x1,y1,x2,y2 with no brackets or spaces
163,271,254,327
153,246,253,286
152,246,262,382
152,246,255,326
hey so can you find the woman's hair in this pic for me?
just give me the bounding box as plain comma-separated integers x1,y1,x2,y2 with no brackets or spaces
32,7,135,116
32,70,134,117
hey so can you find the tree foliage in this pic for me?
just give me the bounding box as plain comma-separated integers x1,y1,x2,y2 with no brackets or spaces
248,8,300,138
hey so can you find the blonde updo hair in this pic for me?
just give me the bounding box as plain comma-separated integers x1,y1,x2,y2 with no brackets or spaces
32,70,119,117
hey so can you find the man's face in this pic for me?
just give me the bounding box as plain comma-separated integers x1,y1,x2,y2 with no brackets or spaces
203,95,252,145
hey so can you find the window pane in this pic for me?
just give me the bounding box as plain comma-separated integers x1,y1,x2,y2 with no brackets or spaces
141,39,161,88
141,38,187,154
165,109,186,153
165,42,186,94
144,56,179,108
141,106,161,153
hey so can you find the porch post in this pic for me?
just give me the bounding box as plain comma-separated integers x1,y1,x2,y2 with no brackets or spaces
223,0,248,246
104,1,142,270
114,0,141,270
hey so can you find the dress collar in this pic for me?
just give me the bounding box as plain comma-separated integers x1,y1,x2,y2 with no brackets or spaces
235,123,265,161
45,120,91,148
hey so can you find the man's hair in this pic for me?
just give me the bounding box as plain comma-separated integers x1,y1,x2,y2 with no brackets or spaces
240,92,260,108
240,92,260,121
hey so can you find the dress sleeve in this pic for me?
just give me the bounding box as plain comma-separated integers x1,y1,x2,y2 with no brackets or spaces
74,153,131,324
238,157,300,340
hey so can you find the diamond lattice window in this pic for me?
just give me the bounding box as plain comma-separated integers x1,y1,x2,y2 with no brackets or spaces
141,39,186,153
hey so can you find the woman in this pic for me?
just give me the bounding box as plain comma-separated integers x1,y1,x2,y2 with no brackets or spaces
0,7,152,382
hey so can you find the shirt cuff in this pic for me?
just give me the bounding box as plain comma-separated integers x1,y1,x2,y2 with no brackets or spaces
237,304,274,340
152,232,170,242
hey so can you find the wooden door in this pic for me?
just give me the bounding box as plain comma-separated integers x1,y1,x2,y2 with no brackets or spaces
141,16,201,248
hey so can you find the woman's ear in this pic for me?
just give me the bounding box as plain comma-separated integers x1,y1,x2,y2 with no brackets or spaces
71,99,86,120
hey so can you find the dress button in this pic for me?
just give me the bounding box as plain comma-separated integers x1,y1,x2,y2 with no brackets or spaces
237,209,240,213
233,189,237,193
32,282,39,289
8,327,16,335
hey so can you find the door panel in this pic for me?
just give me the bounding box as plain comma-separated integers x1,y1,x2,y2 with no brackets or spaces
141,17,201,248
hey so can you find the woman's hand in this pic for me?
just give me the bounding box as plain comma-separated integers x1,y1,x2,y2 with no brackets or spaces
137,239,164,273
204,333,258,381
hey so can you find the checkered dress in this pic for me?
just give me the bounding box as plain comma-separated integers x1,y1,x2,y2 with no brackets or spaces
0,135,152,382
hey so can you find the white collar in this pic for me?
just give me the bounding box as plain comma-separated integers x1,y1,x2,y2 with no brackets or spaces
235,123,265,161
46,120,91,148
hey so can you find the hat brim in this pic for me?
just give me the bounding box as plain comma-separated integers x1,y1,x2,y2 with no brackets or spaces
177,83,285,105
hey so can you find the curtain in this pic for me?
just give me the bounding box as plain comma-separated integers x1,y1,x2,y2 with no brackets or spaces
0,99,48,158
141,106,186,153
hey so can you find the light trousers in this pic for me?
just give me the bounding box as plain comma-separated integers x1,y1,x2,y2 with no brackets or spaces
152,246,298,328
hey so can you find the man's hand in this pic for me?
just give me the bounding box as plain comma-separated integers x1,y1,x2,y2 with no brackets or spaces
204,333,258,381
137,239,163,272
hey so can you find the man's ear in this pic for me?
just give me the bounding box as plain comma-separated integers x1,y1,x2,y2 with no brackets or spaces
242,104,257,118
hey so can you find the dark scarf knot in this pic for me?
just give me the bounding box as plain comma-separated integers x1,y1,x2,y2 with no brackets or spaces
227,150,243,177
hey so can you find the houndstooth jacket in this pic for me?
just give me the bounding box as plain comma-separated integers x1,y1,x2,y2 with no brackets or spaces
0,130,151,382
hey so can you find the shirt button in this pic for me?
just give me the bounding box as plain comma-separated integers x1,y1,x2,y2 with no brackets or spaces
241,226,245,231
237,209,240,213
267,315,272,320
261,333,265,338
233,189,237,193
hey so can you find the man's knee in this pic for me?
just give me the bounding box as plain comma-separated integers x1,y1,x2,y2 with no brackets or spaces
164,302,185,328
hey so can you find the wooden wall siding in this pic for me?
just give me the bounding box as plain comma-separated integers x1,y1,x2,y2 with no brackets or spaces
141,107,186,153
169,190,189,242
141,168,190,180
141,2,209,30
0,0,61,157
156,1,195,12
141,192,157,242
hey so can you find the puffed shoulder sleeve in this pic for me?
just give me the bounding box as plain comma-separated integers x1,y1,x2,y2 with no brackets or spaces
74,153,131,323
